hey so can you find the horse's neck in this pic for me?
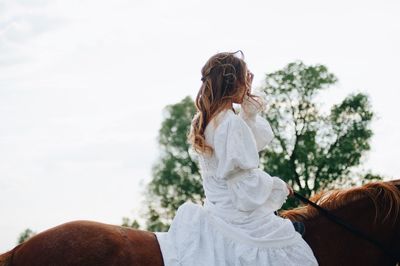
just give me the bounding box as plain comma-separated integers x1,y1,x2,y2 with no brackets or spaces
304,197,398,266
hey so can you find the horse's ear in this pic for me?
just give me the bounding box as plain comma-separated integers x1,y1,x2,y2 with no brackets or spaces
387,179,400,190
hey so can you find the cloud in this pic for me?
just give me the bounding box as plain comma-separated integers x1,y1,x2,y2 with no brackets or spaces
0,1,66,67
15,0,51,6
1,15,62,43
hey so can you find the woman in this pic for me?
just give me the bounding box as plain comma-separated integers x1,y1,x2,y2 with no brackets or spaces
154,51,318,265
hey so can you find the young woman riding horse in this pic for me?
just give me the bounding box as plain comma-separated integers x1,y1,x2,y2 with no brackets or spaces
0,180,399,266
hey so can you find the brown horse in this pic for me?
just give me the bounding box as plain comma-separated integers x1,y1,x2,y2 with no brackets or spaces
281,179,400,266
1,180,399,266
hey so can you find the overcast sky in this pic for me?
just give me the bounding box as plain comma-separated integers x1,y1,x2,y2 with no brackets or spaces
1,0,399,252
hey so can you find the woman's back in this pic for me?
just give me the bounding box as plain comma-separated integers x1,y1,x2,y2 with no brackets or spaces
155,108,318,265
154,51,318,265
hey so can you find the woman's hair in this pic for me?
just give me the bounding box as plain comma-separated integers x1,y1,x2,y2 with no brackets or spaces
188,50,260,155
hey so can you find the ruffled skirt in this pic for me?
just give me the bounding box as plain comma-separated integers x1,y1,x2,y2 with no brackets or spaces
155,202,318,266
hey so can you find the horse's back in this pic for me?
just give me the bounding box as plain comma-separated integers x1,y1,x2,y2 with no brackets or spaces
1,220,164,266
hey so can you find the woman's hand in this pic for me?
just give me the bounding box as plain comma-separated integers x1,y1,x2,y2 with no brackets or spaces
240,70,268,117
246,71,254,94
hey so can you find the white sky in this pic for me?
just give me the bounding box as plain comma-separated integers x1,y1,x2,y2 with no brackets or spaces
1,0,399,252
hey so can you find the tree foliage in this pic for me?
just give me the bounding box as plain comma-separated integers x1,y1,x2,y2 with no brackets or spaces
145,96,202,231
121,217,141,229
260,61,380,208
142,61,381,231
17,228,36,244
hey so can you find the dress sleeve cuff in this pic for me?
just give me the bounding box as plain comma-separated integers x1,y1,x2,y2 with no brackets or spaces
226,169,274,212
225,170,289,212
264,176,289,211
239,109,257,122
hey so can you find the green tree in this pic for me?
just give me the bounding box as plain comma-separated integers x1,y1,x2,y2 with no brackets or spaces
260,61,381,208
145,96,202,231
121,217,141,229
142,61,381,230
18,228,36,244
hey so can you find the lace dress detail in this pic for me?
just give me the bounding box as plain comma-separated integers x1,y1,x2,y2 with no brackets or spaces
155,109,318,266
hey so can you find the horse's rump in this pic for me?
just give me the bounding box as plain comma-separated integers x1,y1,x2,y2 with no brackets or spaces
0,220,164,266
0,249,15,266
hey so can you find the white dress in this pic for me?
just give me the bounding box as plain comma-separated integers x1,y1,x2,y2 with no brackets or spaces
155,108,318,266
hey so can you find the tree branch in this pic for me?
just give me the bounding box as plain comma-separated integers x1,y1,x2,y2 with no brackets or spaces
314,129,343,189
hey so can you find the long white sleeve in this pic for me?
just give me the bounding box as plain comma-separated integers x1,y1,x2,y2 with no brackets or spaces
239,92,274,152
213,114,289,212
239,112,274,152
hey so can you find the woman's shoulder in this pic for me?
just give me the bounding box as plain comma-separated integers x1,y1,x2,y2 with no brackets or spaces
207,109,248,137
205,109,237,132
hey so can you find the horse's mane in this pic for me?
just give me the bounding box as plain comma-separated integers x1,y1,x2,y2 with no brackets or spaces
281,181,400,225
